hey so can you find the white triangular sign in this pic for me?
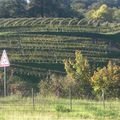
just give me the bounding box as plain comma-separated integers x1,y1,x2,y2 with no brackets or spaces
0,50,10,67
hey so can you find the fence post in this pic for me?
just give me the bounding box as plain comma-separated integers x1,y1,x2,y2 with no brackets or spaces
102,89,105,109
69,88,72,111
32,88,35,110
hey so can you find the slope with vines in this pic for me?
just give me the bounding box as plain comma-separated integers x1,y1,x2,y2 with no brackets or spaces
0,18,119,79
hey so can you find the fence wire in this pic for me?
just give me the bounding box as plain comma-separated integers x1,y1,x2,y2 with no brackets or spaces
0,88,120,120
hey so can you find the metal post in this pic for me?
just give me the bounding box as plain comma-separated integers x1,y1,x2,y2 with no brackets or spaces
4,67,7,97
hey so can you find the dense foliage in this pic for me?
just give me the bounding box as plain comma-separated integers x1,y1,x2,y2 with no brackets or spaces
0,0,27,18
91,61,120,98
0,0,74,18
28,0,74,17
0,0,119,23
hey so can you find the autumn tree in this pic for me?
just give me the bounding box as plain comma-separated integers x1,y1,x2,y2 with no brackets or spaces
86,4,108,20
64,51,92,98
93,4,108,20
86,4,116,24
91,61,120,98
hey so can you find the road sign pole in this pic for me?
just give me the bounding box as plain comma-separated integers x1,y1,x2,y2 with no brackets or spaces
4,67,7,97
0,50,10,97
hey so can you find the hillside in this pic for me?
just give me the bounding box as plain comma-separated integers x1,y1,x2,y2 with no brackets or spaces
0,18,120,81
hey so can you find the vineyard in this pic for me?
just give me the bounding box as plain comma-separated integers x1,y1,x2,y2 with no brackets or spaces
0,18,120,80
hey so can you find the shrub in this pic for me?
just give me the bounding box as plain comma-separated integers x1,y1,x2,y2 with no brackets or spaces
55,105,70,112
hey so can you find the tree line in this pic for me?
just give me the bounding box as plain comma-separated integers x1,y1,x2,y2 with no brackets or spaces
0,0,119,23
0,0,74,18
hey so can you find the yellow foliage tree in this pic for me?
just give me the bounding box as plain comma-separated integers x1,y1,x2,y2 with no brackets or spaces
64,51,92,97
64,51,90,81
92,4,108,20
91,61,120,97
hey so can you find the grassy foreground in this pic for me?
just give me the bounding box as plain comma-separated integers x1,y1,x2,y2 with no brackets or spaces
0,95,120,120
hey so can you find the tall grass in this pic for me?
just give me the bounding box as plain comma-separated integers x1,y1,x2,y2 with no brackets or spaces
0,95,120,120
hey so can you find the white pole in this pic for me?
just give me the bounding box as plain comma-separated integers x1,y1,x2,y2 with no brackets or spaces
4,67,7,97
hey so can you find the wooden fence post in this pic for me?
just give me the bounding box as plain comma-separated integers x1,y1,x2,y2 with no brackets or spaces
102,89,105,109
32,88,35,110
69,88,72,111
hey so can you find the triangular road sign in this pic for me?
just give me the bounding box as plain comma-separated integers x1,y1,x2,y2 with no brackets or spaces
0,50,10,67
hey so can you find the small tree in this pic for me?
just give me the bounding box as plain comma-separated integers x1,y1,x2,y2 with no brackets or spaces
93,4,108,20
86,4,114,23
91,61,120,98
64,51,92,98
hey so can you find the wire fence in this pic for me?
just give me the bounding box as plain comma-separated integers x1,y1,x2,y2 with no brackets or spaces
0,88,120,120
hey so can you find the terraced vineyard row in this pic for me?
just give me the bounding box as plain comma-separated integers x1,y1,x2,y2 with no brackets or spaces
0,18,119,33
0,25,119,33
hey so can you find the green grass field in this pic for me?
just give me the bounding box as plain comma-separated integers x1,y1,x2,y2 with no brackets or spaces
0,95,120,120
